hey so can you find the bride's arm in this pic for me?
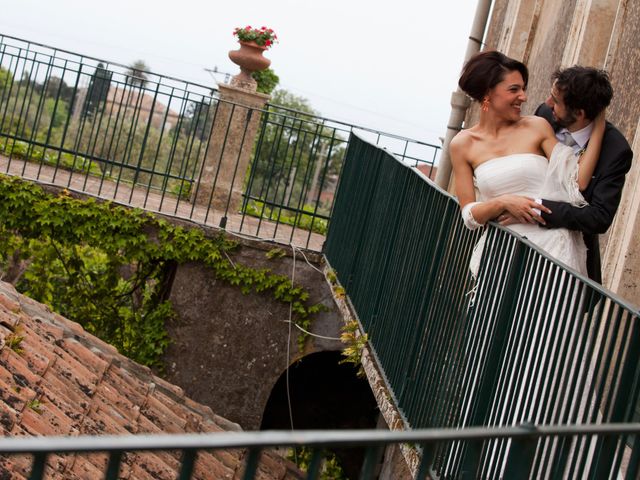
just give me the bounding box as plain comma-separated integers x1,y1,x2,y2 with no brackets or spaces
451,136,549,227
539,112,605,191
576,111,605,190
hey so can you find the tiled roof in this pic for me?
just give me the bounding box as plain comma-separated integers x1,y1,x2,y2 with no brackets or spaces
0,281,301,480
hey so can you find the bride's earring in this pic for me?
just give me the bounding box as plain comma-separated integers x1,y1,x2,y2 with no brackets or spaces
481,96,490,112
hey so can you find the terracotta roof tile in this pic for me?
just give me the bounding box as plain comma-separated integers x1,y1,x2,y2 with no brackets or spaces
101,365,149,407
22,391,77,436
140,391,188,433
11,323,53,377
193,450,238,479
28,314,65,344
67,454,107,479
50,346,100,397
0,280,302,479
93,383,140,425
56,337,110,378
0,404,19,434
0,290,20,313
82,404,132,435
133,407,165,435
42,367,91,412
41,385,84,425
129,451,180,480
0,346,41,390
0,454,30,479
0,375,32,412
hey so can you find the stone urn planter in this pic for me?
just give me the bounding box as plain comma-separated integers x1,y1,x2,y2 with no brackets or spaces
228,41,271,91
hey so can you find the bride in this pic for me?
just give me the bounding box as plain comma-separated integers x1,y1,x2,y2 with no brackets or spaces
450,51,604,275
445,50,609,478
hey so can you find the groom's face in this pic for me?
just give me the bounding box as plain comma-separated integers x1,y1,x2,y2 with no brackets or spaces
546,82,578,129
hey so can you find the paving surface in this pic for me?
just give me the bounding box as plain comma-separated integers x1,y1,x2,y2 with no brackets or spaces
0,155,325,252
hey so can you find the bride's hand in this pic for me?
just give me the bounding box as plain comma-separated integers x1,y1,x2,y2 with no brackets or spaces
499,195,551,225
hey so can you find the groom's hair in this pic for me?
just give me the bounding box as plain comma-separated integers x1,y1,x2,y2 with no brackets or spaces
552,67,613,120
458,50,528,102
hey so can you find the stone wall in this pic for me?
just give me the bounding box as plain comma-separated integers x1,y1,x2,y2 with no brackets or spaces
163,234,344,430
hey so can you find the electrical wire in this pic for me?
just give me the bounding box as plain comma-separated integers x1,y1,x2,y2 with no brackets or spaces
285,243,296,434
281,320,341,341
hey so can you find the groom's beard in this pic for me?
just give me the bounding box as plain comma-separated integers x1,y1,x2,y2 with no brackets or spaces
554,109,579,129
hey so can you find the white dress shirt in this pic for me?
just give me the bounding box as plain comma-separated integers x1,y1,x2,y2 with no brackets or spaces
556,122,594,154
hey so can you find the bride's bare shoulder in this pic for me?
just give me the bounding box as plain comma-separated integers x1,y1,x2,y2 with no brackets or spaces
450,129,474,158
520,115,553,130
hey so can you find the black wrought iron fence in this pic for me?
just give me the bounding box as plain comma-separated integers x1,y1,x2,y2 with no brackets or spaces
324,133,640,478
0,425,639,479
0,34,440,250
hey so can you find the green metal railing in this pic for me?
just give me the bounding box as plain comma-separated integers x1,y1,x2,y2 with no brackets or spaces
0,425,639,479
324,133,640,478
0,34,440,250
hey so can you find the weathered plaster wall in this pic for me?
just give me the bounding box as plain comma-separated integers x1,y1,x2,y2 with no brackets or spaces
600,0,640,301
605,0,640,141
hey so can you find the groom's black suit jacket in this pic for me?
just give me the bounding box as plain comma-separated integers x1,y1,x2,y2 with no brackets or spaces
535,103,633,283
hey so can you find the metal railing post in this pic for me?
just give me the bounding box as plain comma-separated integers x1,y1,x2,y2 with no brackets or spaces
460,240,527,476
593,314,640,478
502,422,538,478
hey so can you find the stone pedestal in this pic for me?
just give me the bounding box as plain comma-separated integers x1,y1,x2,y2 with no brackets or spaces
192,83,270,214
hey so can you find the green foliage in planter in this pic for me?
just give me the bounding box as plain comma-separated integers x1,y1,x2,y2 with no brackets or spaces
243,199,328,235
252,68,280,95
0,174,322,367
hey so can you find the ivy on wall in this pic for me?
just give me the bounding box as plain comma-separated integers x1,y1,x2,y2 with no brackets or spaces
0,174,322,368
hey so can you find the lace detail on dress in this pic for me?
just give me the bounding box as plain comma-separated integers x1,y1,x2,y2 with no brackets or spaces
461,202,484,230
469,231,486,279
541,143,588,207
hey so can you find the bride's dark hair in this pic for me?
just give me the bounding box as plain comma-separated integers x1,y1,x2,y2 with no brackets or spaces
458,50,528,101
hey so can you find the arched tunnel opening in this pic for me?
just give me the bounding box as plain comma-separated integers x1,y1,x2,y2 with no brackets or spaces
261,350,380,479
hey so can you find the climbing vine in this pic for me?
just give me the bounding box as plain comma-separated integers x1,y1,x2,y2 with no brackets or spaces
0,174,323,368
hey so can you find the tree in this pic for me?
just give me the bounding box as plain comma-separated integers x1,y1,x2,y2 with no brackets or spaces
244,89,346,218
270,89,317,115
42,76,75,104
126,60,149,88
0,67,13,91
84,63,112,116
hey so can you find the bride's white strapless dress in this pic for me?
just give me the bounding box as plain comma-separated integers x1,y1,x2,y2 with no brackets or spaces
467,144,588,275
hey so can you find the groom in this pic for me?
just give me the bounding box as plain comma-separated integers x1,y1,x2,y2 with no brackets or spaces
534,66,633,283
534,69,632,434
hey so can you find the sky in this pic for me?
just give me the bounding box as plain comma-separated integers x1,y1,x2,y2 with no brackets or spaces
0,0,480,145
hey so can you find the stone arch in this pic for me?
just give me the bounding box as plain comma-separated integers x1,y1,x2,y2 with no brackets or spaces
261,350,379,478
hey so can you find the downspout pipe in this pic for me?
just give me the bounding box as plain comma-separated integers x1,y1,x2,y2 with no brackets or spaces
434,0,493,190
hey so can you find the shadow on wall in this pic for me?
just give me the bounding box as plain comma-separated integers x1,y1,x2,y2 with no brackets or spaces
261,351,379,479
